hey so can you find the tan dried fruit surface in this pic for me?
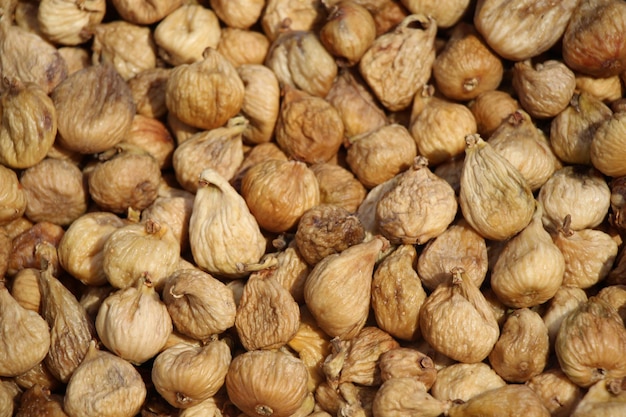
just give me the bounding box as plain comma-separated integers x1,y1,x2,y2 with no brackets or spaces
431,362,506,402
379,347,437,389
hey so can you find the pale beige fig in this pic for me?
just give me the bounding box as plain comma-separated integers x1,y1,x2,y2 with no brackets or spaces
37,0,105,45
432,22,503,101
110,0,184,25
226,349,310,417
177,397,221,417
410,86,478,165
447,384,551,417
310,162,366,214
166,48,244,131
538,166,611,232
542,285,588,350
241,159,320,233
152,339,231,409
53,64,135,154
403,0,471,28
57,46,90,75
0,380,20,417
556,296,626,387
488,308,549,383
92,21,157,81
487,110,561,191
420,267,499,363
6,222,64,276
376,157,458,245
64,341,147,417
217,28,270,68
580,73,624,103
0,164,26,226
459,133,535,241
15,384,68,417
552,215,618,289
490,203,564,308
526,368,584,417
378,347,437,389
356,176,401,239
162,268,236,340
359,14,436,111
325,68,388,139
562,0,626,78
20,158,88,226
9,268,41,312
371,244,426,341
295,204,365,266
597,285,626,324
103,219,180,290
172,117,246,193
128,67,172,119
189,169,266,278
265,30,338,98
431,362,506,402
287,305,332,389
468,90,520,138
121,114,175,170
591,110,626,177
417,218,488,291
474,0,579,61
235,273,300,351
261,0,326,41
549,91,613,165
88,143,161,213
38,258,94,383
0,281,50,377
372,378,450,417
512,59,576,119
275,86,344,164
210,0,264,29
304,236,388,339
58,212,125,287
0,78,57,170
346,123,417,190
96,277,172,365
141,185,194,253
153,4,221,66
236,64,280,145
0,18,67,94
320,1,377,66
571,377,626,417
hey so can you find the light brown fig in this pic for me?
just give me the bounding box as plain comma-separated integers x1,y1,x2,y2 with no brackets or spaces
591,109,626,177
542,285,588,350
571,377,626,417
218,27,270,67
526,368,584,417
9,268,41,312
141,185,194,253
236,64,280,145
371,244,426,341
372,378,450,417
261,0,326,42
120,114,175,170
378,347,437,389
15,384,68,417
6,222,63,277
419,267,499,363
110,0,184,25
401,0,471,28
188,168,266,278
0,164,26,226
596,285,626,324
359,14,437,111
36,0,106,46
310,162,367,214
304,236,388,339
459,133,535,241
127,67,172,119
468,90,520,138
447,384,551,417
225,349,310,417
209,0,265,29
431,362,506,402
555,296,626,388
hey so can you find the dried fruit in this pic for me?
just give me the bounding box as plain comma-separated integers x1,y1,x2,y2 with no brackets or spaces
372,378,449,417
209,0,265,29
15,384,68,417
378,347,437,389
189,168,266,278
10,268,41,312
37,0,106,45
218,27,270,68
542,285,588,350
110,0,184,25
261,0,326,41
447,384,551,417
127,67,172,119
526,368,584,417
7,221,64,276
310,162,367,213
122,114,175,170
571,377,626,417
469,90,520,138
591,110,626,177
0,164,26,226
236,64,280,145
141,185,194,253
459,133,535,241
431,362,506,402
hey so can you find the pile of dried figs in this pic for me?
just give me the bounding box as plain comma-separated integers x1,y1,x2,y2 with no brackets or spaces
1,0,626,416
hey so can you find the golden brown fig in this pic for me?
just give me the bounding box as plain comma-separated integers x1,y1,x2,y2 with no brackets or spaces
230,142,288,192
372,378,449,417
431,362,506,402
226,349,309,417
0,164,26,226
556,296,626,388
591,109,626,177
304,236,388,339
63,341,147,417
189,169,266,278
162,268,236,340
53,64,135,154
310,162,367,213
241,159,320,233
236,64,280,145
542,285,588,350
474,0,579,61
6,222,63,277
401,0,470,28
379,347,437,389
371,245,426,341
15,384,68,417
217,27,271,68
152,339,231,409
359,14,437,111
210,0,265,29
469,90,520,138
153,4,221,66
526,368,584,417
127,67,172,119
447,384,551,417
432,22,503,101
165,48,244,131
459,133,535,241
419,267,499,363
10,268,41,312
261,0,326,41
110,0,183,25
121,114,175,170
562,0,626,78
